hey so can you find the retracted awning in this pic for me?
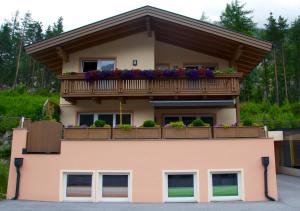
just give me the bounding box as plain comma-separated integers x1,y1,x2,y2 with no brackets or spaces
149,100,236,107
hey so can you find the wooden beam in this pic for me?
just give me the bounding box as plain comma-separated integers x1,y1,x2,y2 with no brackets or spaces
230,45,243,67
56,47,69,63
145,17,152,37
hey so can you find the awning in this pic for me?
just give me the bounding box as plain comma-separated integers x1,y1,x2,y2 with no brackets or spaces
149,100,236,107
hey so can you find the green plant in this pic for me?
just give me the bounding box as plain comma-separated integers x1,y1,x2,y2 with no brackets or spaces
242,118,253,126
170,121,185,129
191,118,205,127
94,119,106,127
224,67,236,74
142,120,156,128
0,162,9,199
223,124,230,128
119,124,133,130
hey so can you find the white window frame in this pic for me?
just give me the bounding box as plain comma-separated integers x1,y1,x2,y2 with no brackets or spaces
60,170,96,202
81,59,116,72
163,170,199,203
208,169,244,202
78,112,132,127
96,170,132,202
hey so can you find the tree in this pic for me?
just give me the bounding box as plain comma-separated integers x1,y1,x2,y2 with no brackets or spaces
220,0,256,35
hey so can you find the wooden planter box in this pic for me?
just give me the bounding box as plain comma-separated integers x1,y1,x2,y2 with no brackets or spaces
213,126,265,138
112,127,161,139
64,128,111,139
162,127,211,139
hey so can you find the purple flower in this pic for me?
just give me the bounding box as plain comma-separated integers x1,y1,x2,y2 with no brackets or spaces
97,70,112,79
84,71,93,82
205,68,214,78
141,70,155,80
120,70,135,79
80,124,88,128
185,69,200,80
162,69,177,78
66,124,74,128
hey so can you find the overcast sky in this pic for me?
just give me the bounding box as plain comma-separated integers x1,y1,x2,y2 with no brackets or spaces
1,0,300,31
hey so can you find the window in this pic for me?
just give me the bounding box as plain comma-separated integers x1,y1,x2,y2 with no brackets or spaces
163,115,214,126
78,113,132,127
79,114,94,126
164,171,198,202
209,171,242,201
99,172,131,202
63,172,94,201
81,59,116,72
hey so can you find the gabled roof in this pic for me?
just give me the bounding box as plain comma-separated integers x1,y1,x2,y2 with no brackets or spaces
25,6,272,74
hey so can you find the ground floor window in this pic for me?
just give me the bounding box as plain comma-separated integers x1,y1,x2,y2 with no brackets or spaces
63,172,94,201
164,171,198,202
99,173,131,202
209,171,242,201
78,113,132,127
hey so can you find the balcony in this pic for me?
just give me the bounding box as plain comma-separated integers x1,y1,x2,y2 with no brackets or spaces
58,73,242,99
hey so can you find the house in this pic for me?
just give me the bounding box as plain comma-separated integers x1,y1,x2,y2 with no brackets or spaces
6,6,277,203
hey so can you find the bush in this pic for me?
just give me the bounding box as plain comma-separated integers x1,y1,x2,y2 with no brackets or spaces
119,124,133,130
242,118,253,126
0,162,9,199
169,121,185,129
94,119,106,127
191,118,205,127
142,120,156,128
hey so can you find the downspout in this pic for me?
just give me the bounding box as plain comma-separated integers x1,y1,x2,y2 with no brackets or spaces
12,158,23,200
261,157,275,201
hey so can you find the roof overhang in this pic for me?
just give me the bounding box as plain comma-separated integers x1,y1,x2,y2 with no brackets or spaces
149,100,236,107
25,6,272,75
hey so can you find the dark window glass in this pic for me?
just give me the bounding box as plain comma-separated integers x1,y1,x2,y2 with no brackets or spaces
98,114,114,126
164,117,180,125
66,174,92,197
201,116,214,126
100,60,115,71
182,116,196,126
212,173,238,197
79,114,94,126
102,175,128,198
168,174,194,197
82,60,97,72
116,114,131,125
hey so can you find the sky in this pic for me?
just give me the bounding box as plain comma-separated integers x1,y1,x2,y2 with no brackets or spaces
1,0,300,31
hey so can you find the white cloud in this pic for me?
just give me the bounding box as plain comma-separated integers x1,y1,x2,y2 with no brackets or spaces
0,0,299,31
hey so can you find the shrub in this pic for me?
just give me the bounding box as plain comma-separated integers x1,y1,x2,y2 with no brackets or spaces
242,118,253,126
169,121,185,129
0,162,9,199
142,120,156,128
119,124,133,130
94,119,106,127
191,118,205,127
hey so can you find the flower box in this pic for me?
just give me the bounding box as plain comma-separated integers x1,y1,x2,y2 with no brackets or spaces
64,128,111,139
213,126,265,138
112,127,161,139
162,127,211,139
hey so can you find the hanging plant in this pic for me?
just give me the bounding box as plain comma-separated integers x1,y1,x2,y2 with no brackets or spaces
185,69,200,80
205,68,215,78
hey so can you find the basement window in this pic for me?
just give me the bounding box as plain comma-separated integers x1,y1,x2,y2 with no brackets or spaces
99,173,131,202
209,171,242,201
81,59,116,72
164,172,197,202
63,173,94,201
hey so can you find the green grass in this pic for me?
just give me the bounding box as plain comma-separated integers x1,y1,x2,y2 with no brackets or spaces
0,162,9,200
213,185,238,196
168,187,194,197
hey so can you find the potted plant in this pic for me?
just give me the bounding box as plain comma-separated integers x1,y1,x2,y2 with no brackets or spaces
112,124,136,139
162,121,186,139
186,118,211,139
136,120,161,139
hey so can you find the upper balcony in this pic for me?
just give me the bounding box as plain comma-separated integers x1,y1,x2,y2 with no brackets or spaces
58,72,242,100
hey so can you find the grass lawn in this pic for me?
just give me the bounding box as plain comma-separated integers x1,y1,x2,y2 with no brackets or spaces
168,187,194,197
213,185,238,196
0,162,9,200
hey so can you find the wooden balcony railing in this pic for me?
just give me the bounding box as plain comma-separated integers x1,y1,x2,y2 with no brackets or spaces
58,73,242,98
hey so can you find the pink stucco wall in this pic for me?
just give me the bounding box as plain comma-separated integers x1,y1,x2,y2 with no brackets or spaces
7,129,277,202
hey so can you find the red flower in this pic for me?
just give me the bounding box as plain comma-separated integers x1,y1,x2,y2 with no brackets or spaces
198,68,206,77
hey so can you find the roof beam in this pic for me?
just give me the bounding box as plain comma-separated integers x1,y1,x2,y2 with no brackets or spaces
56,47,69,63
145,17,152,37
